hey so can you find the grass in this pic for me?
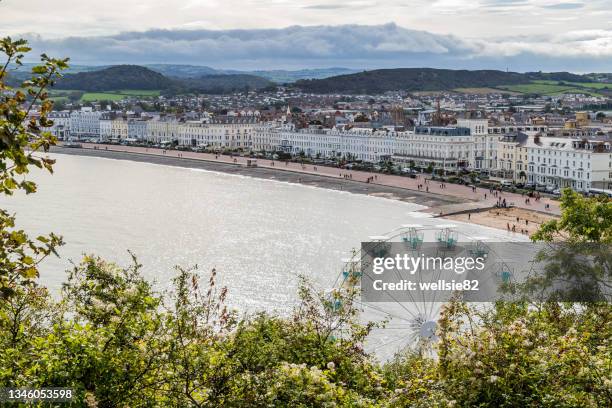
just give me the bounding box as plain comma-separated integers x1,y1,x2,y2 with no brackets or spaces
80,90,161,101
453,87,521,95
532,80,611,89
80,92,127,102
498,81,607,97
116,89,161,96
51,89,162,102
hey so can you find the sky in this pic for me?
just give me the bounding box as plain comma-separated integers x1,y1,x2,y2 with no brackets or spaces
2,0,612,72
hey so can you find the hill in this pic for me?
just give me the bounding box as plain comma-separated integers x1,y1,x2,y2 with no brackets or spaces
241,68,358,83
51,65,273,94
144,64,356,82
175,74,274,93
55,65,173,91
294,68,530,94
144,64,219,78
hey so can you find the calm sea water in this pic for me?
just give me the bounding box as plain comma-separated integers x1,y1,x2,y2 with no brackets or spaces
0,153,516,316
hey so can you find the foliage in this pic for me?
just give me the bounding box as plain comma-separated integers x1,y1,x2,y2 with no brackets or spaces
54,65,172,91
53,64,274,95
532,188,612,243
516,188,612,302
0,37,67,297
0,257,385,407
176,74,274,94
295,68,528,94
433,300,611,407
0,209,62,298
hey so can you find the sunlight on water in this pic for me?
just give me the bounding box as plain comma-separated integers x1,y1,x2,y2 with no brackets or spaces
0,153,519,316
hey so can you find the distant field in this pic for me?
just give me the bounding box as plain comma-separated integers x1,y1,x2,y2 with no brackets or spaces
81,90,161,101
453,87,521,95
499,81,606,96
532,80,611,90
115,89,161,96
80,92,126,102
50,89,162,102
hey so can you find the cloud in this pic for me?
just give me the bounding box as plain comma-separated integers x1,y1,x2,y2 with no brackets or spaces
542,3,584,10
21,23,612,72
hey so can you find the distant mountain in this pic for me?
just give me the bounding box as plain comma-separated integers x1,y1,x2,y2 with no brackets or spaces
294,68,530,94
24,62,355,83
9,63,610,94
12,62,110,74
144,64,219,78
175,74,274,93
55,65,173,91
49,65,273,94
144,65,357,82
242,68,358,83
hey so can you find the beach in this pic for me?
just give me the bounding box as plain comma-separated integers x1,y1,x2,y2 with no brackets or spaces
447,207,557,236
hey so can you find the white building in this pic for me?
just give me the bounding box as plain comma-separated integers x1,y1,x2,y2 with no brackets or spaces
42,111,71,140
69,107,101,139
273,125,397,162
128,119,148,141
392,126,473,173
147,119,179,144
526,135,612,191
176,118,257,150
99,115,112,141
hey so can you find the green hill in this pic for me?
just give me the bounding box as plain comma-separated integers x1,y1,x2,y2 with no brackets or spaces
55,65,173,91
294,68,530,94
52,65,274,94
175,74,275,93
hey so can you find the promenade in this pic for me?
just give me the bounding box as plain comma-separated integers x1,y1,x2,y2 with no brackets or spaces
71,143,561,216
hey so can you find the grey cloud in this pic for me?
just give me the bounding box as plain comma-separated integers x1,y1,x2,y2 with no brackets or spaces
21,23,612,72
302,4,351,9
543,3,584,10
25,23,473,64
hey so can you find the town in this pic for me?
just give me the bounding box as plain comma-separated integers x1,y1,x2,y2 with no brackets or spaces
39,87,612,195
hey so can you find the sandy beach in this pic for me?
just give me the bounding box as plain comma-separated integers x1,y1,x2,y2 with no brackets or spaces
447,207,558,237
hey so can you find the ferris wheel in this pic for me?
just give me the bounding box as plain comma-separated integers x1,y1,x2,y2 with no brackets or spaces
330,222,521,360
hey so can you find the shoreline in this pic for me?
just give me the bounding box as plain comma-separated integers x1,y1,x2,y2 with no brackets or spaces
49,146,465,209
49,145,560,233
